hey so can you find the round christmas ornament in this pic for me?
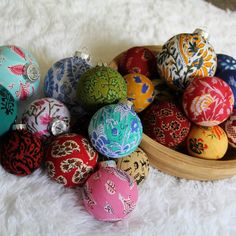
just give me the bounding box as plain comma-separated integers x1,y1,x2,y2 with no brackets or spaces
224,110,236,148
76,65,127,112
82,161,138,221
0,45,40,101
44,51,91,116
217,70,236,108
22,98,71,139
187,125,228,159
156,29,217,91
0,124,43,176
182,76,234,126
142,101,191,149
116,147,149,185
88,100,143,158
45,133,98,187
124,73,155,113
0,85,17,136
118,46,156,78
216,54,236,75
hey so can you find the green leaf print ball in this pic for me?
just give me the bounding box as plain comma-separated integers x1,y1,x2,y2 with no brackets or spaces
76,65,127,112
88,101,143,158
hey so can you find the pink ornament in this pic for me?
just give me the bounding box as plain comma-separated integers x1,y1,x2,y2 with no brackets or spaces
82,166,138,222
183,77,234,126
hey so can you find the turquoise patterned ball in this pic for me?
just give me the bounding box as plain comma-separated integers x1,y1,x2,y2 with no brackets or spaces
88,101,143,158
0,85,17,136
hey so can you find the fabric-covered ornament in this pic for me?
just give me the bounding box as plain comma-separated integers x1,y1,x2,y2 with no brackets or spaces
142,101,191,149
44,52,91,116
157,29,217,91
183,76,234,126
22,98,70,139
124,73,155,113
88,100,143,158
82,162,138,221
45,133,98,187
216,54,236,75
218,70,236,109
224,110,236,148
0,125,43,176
116,147,149,185
76,65,127,112
118,46,156,78
0,85,17,136
187,125,228,159
0,45,40,101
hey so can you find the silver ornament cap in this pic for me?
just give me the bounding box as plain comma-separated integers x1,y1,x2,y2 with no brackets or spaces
193,28,209,40
12,124,27,130
50,119,69,136
98,160,117,169
24,63,40,82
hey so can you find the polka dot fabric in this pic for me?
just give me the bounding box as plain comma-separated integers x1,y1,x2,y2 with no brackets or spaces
45,133,98,187
142,101,191,148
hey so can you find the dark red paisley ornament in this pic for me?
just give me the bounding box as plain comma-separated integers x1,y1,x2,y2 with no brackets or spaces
0,126,43,176
118,46,157,78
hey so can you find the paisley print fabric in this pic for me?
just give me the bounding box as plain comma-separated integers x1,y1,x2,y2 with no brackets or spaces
0,45,40,100
124,73,155,113
0,129,43,176
82,167,138,221
44,56,91,116
187,125,228,159
88,102,143,158
182,77,234,126
116,147,150,185
118,46,157,78
157,33,217,91
22,97,70,139
45,133,98,187
216,54,236,75
76,65,127,112
0,85,17,136
142,101,191,148
224,110,236,148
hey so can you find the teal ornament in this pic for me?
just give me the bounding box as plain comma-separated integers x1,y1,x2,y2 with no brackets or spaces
0,45,40,101
88,100,143,158
0,85,17,136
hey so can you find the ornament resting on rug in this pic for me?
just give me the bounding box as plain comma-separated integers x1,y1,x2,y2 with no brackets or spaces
82,160,138,222
45,133,98,187
0,124,43,176
215,54,236,75
116,147,150,185
182,76,234,126
88,100,143,158
0,85,17,136
76,65,127,112
156,29,217,91
22,97,71,139
0,45,40,101
124,73,155,113
224,110,236,148
186,125,228,159
142,101,191,149
118,46,157,78
44,51,92,117
217,70,236,109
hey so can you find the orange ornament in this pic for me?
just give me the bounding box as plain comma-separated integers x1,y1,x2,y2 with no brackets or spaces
124,73,154,113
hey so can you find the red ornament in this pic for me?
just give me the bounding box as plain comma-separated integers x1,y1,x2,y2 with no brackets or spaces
142,101,191,148
0,129,43,176
118,46,156,78
45,133,98,187
183,77,234,126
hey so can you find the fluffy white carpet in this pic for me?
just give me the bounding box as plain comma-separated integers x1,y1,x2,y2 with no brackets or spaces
1,0,236,235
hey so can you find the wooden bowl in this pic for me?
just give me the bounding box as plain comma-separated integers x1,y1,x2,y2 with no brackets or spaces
109,45,236,181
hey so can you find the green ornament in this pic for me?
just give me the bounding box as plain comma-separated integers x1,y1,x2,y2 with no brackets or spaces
76,65,127,111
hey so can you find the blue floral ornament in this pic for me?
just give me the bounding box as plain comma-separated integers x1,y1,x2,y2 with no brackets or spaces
88,101,143,158
44,52,92,116
0,85,17,136
216,54,236,75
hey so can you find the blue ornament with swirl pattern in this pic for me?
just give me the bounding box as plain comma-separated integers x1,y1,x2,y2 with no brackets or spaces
88,100,143,158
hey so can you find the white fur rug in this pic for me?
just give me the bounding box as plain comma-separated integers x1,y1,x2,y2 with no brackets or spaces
1,0,236,235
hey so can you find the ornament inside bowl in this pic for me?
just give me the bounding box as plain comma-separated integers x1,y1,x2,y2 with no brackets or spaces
109,44,236,181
